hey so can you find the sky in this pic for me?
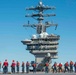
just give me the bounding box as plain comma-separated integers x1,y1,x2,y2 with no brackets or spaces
0,0,76,71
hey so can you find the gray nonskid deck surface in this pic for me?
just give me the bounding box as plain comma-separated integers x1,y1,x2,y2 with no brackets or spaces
0,72,76,75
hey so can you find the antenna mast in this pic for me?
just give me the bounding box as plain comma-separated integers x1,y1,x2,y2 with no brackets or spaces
23,1,57,34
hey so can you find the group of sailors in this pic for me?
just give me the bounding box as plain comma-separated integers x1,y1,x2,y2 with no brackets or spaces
0,59,25,74
52,61,76,73
0,60,76,74
23,61,76,73
0,59,37,74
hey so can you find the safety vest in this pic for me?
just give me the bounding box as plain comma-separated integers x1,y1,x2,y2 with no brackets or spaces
22,63,25,67
59,63,62,67
65,62,69,66
54,63,57,67
70,61,73,65
45,63,49,66
16,62,20,66
26,62,29,66
33,63,36,67
3,61,8,67
11,62,15,67
74,64,76,67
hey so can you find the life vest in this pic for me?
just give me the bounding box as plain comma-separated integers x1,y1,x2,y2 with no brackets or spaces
16,62,20,66
26,62,29,66
74,63,76,67
70,61,73,65
3,61,8,67
33,63,36,67
11,62,16,67
59,63,62,67
22,63,25,67
65,62,69,66
45,63,49,66
54,63,57,67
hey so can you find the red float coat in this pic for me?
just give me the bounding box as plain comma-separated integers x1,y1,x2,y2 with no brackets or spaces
11,62,16,67
3,61,8,67
65,62,69,66
59,63,62,67
45,63,49,66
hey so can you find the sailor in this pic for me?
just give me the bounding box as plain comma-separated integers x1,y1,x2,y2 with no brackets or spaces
0,61,1,72
70,61,73,72
16,61,20,73
11,60,16,73
64,62,69,73
32,62,36,73
45,61,49,73
53,62,57,73
26,61,30,73
3,59,8,73
74,62,76,73
58,63,62,72
21,61,25,73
